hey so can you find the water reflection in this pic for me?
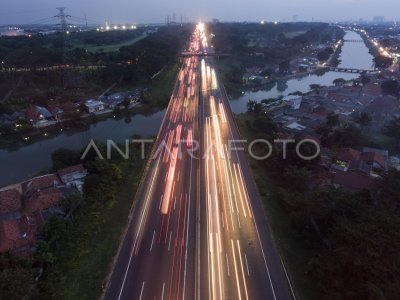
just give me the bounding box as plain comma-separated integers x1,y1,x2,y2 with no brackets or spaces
229,31,374,114
0,109,165,186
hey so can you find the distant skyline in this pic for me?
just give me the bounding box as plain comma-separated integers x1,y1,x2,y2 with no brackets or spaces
1,0,400,25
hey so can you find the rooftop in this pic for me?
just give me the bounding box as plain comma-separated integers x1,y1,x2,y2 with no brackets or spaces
332,170,375,191
22,174,59,194
0,189,21,214
24,187,62,214
57,164,86,178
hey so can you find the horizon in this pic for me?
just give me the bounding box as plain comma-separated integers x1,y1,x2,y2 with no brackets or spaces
0,0,399,25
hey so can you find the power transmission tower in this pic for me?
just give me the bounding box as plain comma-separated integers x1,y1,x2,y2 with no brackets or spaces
55,7,71,64
55,7,71,34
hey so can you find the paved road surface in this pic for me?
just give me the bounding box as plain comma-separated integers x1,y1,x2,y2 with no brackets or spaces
104,24,294,300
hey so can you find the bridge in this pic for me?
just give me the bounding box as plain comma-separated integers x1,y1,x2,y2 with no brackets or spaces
181,51,230,57
343,39,364,43
327,66,378,73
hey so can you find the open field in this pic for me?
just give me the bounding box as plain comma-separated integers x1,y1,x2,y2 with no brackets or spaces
78,33,148,53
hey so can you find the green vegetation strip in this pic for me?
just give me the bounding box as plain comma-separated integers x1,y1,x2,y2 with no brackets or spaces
82,33,148,53
235,114,316,300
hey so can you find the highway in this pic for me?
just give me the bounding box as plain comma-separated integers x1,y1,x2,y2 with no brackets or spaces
104,28,201,300
104,23,293,300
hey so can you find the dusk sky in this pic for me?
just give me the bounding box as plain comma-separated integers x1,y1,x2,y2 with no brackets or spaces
1,0,399,24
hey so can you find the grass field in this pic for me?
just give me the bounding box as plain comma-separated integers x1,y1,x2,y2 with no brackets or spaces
79,33,148,53
149,62,180,107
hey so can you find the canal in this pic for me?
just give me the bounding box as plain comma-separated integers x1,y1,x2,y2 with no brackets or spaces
0,110,165,186
229,30,375,114
0,31,375,187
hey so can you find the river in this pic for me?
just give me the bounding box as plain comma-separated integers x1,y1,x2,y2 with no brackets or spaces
0,31,375,187
229,31,375,114
0,110,165,186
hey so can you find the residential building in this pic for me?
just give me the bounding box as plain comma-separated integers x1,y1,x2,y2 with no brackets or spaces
282,95,302,110
85,99,105,113
0,189,21,221
25,105,53,124
57,164,88,191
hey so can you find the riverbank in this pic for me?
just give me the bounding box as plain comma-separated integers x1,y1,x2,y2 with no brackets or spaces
0,63,182,188
0,61,179,150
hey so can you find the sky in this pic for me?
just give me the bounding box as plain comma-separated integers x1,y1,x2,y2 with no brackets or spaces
1,0,400,25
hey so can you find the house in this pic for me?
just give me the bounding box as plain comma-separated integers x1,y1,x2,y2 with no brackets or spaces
285,121,307,131
22,174,60,194
361,147,388,172
364,95,400,117
102,93,125,108
59,102,79,114
47,104,64,120
0,213,40,256
127,89,142,102
57,164,88,191
331,147,388,176
362,83,382,96
0,169,87,256
0,219,32,255
0,189,21,220
85,99,105,113
23,187,62,215
0,112,23,125
282,95,302,110
332,170,375,191
25,105,53,124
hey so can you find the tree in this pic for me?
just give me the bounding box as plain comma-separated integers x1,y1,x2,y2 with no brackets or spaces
384,117,400,147
278,59,291,73
333,78,346,86
357,112,371,127
51,148,81,170
42,216,67,242
360,74,370,86
309,84,321,91
317,47,333,62
326,112,339,128
246,99,257,113
381,79,400,97
252,116,278,140
374,55,393,69
34,240,56,265
283,165,310,192
253,103,263,115
379,169,400,210
0,267,34,300
122,98,130,109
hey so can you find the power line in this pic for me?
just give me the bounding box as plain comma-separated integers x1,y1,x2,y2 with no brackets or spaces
55,7,71,34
